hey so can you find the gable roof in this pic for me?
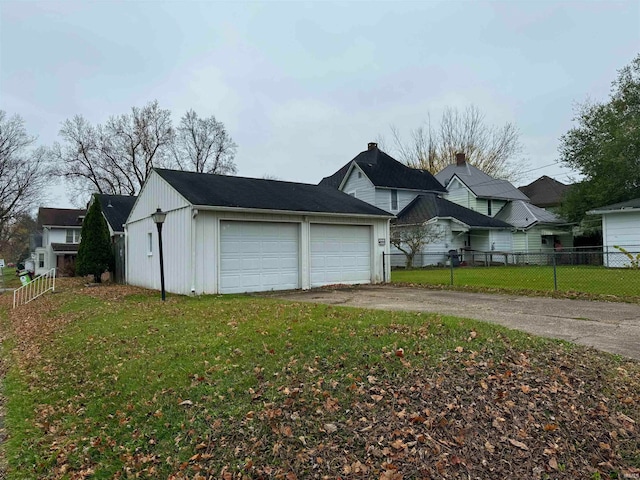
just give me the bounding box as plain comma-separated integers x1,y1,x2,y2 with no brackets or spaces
154,169,392,217
435,161,529,201
37,208,86,229
395,193,512,229
319,143,446,193
94,194,137,233
518,175,570,208
494,200,568,229
587,197,640,214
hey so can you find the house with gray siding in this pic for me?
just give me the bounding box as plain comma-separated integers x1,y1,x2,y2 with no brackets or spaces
320,144,513,263
319,142,446,215
435,153,530,217
494,200,573,263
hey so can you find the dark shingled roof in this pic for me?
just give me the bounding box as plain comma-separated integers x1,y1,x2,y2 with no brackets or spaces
319,144,446,193
518,176,570,208
94,194,137,233
154,169,392,217
37,208,86,229
395,194,513,229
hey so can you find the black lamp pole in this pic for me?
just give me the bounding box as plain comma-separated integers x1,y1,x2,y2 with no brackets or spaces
151,208,166,301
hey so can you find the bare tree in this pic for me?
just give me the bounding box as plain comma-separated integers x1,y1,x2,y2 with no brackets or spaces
387,106,525,181
390,223,445,268
0,111,50,251
51,100,176,198
173,110,237,174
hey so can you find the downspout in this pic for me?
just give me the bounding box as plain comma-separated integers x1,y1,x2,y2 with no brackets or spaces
124,224,128,284
191,208,198,294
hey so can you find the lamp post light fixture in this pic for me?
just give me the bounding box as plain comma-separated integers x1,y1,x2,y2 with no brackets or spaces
151,207,167,301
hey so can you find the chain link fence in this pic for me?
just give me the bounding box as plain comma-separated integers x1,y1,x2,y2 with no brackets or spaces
385,246,640,297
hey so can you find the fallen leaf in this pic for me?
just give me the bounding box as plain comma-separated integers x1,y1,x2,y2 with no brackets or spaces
324,423,338,434
508,438,529,450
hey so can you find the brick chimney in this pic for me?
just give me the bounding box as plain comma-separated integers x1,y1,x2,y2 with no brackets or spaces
456,152,466,166
368,142,378,150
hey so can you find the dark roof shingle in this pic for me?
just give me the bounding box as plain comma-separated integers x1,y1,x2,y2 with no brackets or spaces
319,144,446,193
94,194,137,233
395,194,512,229
37,208,86,229
155,169,391,217
518,176,570,208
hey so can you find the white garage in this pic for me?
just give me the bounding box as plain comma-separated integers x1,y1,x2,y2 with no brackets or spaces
126,169,392,295
220,221,300,294
310,224,371,287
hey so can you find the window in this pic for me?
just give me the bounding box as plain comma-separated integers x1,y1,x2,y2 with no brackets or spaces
38,253,44,268
487,199,492,216
391,189,398,210
357,171,362,178
148,232,153,255
66,229,81,243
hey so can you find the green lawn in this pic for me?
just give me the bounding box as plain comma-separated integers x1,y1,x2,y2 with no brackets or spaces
392,265,640,299
1,282,638,479
0,267,19,289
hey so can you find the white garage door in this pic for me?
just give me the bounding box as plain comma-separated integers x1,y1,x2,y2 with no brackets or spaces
310,224,371,287
220,221,299,294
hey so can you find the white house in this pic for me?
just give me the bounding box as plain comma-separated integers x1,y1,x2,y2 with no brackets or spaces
126,169,392,295
435,153,574,262
319,142,447,214
588,198,640,267
393,193,513,266
319,144,514,264
33,208,85,276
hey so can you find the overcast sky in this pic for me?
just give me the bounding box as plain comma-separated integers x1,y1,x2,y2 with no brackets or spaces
1,1,639,208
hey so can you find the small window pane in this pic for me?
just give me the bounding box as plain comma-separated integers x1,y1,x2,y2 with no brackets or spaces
391,190,398,210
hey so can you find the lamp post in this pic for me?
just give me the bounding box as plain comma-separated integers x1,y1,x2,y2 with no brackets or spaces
151,208,167,301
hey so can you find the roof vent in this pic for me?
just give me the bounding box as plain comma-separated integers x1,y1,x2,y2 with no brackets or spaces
368,142,378,150
456,152,466,166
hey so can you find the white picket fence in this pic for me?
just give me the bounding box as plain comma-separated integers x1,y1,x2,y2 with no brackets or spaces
13,268,56,308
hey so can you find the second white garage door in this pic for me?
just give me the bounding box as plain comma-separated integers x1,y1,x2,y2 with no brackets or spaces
310,224,371,287
220,221,299,294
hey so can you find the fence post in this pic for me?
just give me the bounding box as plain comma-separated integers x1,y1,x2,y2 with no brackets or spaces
449,252,454,286
552,252,558,291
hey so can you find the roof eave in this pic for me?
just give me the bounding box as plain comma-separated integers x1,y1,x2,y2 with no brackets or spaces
191,204,395,219
587,207,640,215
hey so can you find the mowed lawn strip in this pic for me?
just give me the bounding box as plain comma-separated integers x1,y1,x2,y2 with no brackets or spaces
393,265,640,299
1,281,639,479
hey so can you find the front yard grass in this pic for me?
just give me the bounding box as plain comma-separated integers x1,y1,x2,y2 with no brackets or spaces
0,268,19,289
0,280,638,479
392,265,640,300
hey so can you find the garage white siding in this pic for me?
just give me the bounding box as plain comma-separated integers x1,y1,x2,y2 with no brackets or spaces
219,221,300,293
310,224,371,287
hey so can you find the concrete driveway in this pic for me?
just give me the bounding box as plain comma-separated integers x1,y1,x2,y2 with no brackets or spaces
274,285,640,361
